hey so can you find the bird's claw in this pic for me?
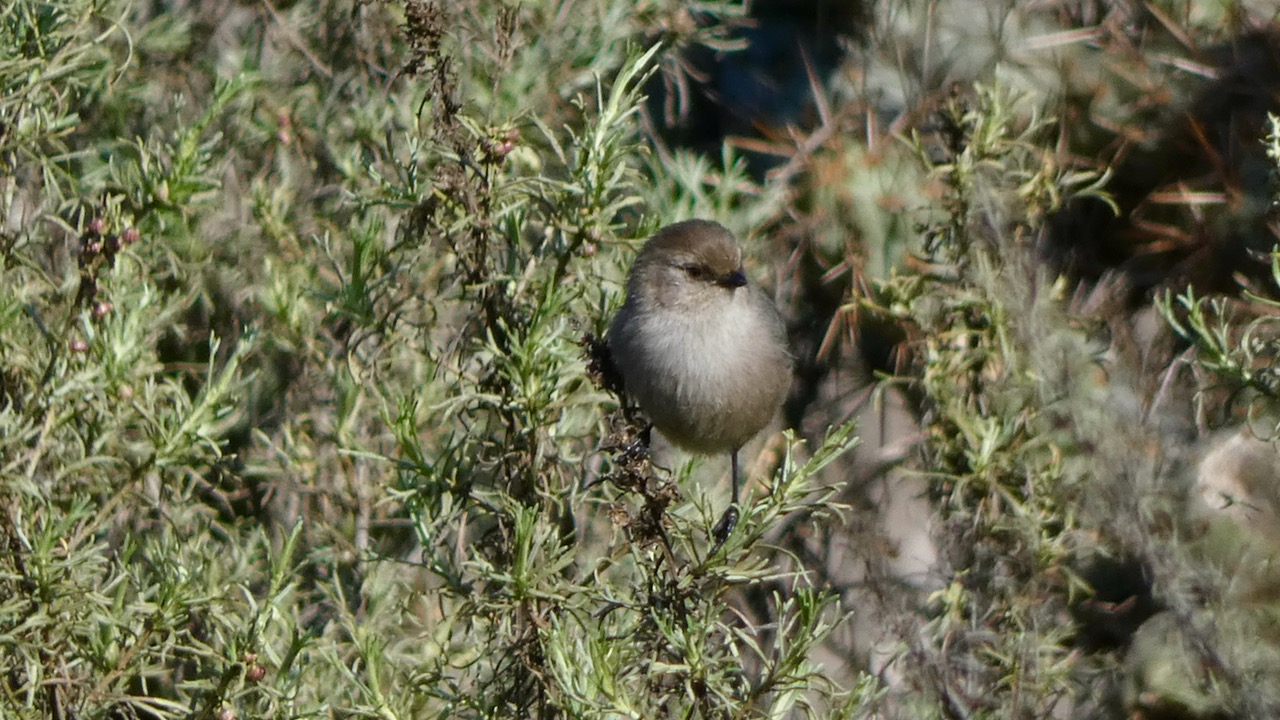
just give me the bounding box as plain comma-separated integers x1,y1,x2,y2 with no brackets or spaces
711,504,739,551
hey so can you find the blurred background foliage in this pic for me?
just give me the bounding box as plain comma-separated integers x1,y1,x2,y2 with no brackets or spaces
4,0,1280,718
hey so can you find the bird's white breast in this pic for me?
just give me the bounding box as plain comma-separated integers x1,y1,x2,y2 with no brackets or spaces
612,288,789,452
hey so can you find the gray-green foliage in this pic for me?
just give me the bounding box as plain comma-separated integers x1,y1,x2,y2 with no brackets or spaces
0,0,865,718
865,81,1280,719
10,0,1280,718
864,85,1112,716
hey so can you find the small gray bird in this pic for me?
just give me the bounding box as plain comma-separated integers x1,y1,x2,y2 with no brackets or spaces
608,219,793,542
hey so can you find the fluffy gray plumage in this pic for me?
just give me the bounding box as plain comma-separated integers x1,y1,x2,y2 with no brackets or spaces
608,219,792,456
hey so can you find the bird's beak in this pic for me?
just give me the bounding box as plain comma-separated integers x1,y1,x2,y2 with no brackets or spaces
718,269,748,288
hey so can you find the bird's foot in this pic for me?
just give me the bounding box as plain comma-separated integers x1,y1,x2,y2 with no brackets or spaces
710,504,739,552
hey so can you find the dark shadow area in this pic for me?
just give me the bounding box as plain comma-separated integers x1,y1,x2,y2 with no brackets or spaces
1044,29,1280,305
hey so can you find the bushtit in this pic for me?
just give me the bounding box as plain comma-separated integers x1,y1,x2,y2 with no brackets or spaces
608,219,792,541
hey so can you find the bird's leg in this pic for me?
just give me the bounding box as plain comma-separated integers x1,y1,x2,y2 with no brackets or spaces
711,449,741,547
731,450,740,505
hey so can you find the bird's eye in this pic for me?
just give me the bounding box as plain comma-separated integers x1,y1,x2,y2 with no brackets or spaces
682,264,709,280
